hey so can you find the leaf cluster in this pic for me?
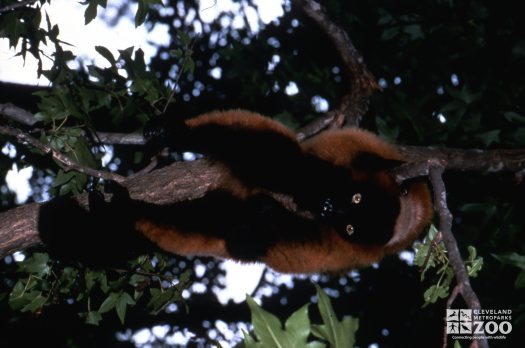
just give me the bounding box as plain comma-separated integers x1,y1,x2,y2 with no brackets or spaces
243,284,358,348
8,252,191,325
413,225,483,306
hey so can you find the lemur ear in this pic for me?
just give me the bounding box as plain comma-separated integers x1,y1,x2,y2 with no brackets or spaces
352,152,404,172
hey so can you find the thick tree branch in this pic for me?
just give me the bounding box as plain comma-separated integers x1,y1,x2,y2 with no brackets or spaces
294,0,378,130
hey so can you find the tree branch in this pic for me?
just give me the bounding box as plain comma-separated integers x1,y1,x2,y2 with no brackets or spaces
399,145,525,172
0,102,39,126
293,0,378,129
396,160,488,348
0,125,125,182
429,164,488,348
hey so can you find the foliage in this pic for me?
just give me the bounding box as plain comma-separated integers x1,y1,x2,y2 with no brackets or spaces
8,252,191,325
413,225,483,307
243,284,358,348
492,252,525,290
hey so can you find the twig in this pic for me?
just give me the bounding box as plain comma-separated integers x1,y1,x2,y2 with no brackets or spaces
0,125,125,182
442,284,463,348
162,36,198,114
0,0,37,14
420,231,442,273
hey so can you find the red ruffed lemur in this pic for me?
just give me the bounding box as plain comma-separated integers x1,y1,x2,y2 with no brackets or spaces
38,110,433,274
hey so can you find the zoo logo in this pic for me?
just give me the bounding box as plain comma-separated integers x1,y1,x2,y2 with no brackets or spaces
446,309,513,337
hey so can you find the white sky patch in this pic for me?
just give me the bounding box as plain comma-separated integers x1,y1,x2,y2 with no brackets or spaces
165,329,196,346
1,142,16,158
13,251,26,262
285,81,299,95
5,164,33,204
253,0,284,24
199,0,240,23
100,145,114,167
132,328,152,346
436,112,447,124
451,73,460,86
214,260,265,304
311,95,329,112
398,250,415,265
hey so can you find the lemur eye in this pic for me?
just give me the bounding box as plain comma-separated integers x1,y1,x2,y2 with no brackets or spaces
351,193,362,204
401,186,409,196
346,224,355,236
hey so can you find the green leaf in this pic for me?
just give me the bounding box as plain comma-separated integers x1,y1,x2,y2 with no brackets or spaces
423,284,449,304
21,293,47,313
95,45,116,66
311,284,358,347
475,129,500,147
246,296,283,346
245,295,323,348
116,292,135,324
83,311,103,325
147,287,182,315
284,304,311,341
492,252,525,269
84,1,99,25
503,111,525,124
135,0,148,27
467,258,483,278
514,270,525,289
19,253,50,277
177,30,191,46
98,292,119,314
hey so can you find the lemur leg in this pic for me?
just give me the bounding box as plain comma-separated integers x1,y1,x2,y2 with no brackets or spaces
144,110,306,193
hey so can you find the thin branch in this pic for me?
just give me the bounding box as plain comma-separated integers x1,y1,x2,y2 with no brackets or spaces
1,103,146,146
95,131,145,146
162,36,198,114
0,125,125,182
0,0,37,14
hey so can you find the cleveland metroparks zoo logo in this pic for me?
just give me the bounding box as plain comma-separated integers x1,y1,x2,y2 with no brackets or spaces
446,309,512,340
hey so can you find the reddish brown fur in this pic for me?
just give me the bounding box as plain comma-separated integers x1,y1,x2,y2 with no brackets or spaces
136,219,229,258
137,110,433,274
